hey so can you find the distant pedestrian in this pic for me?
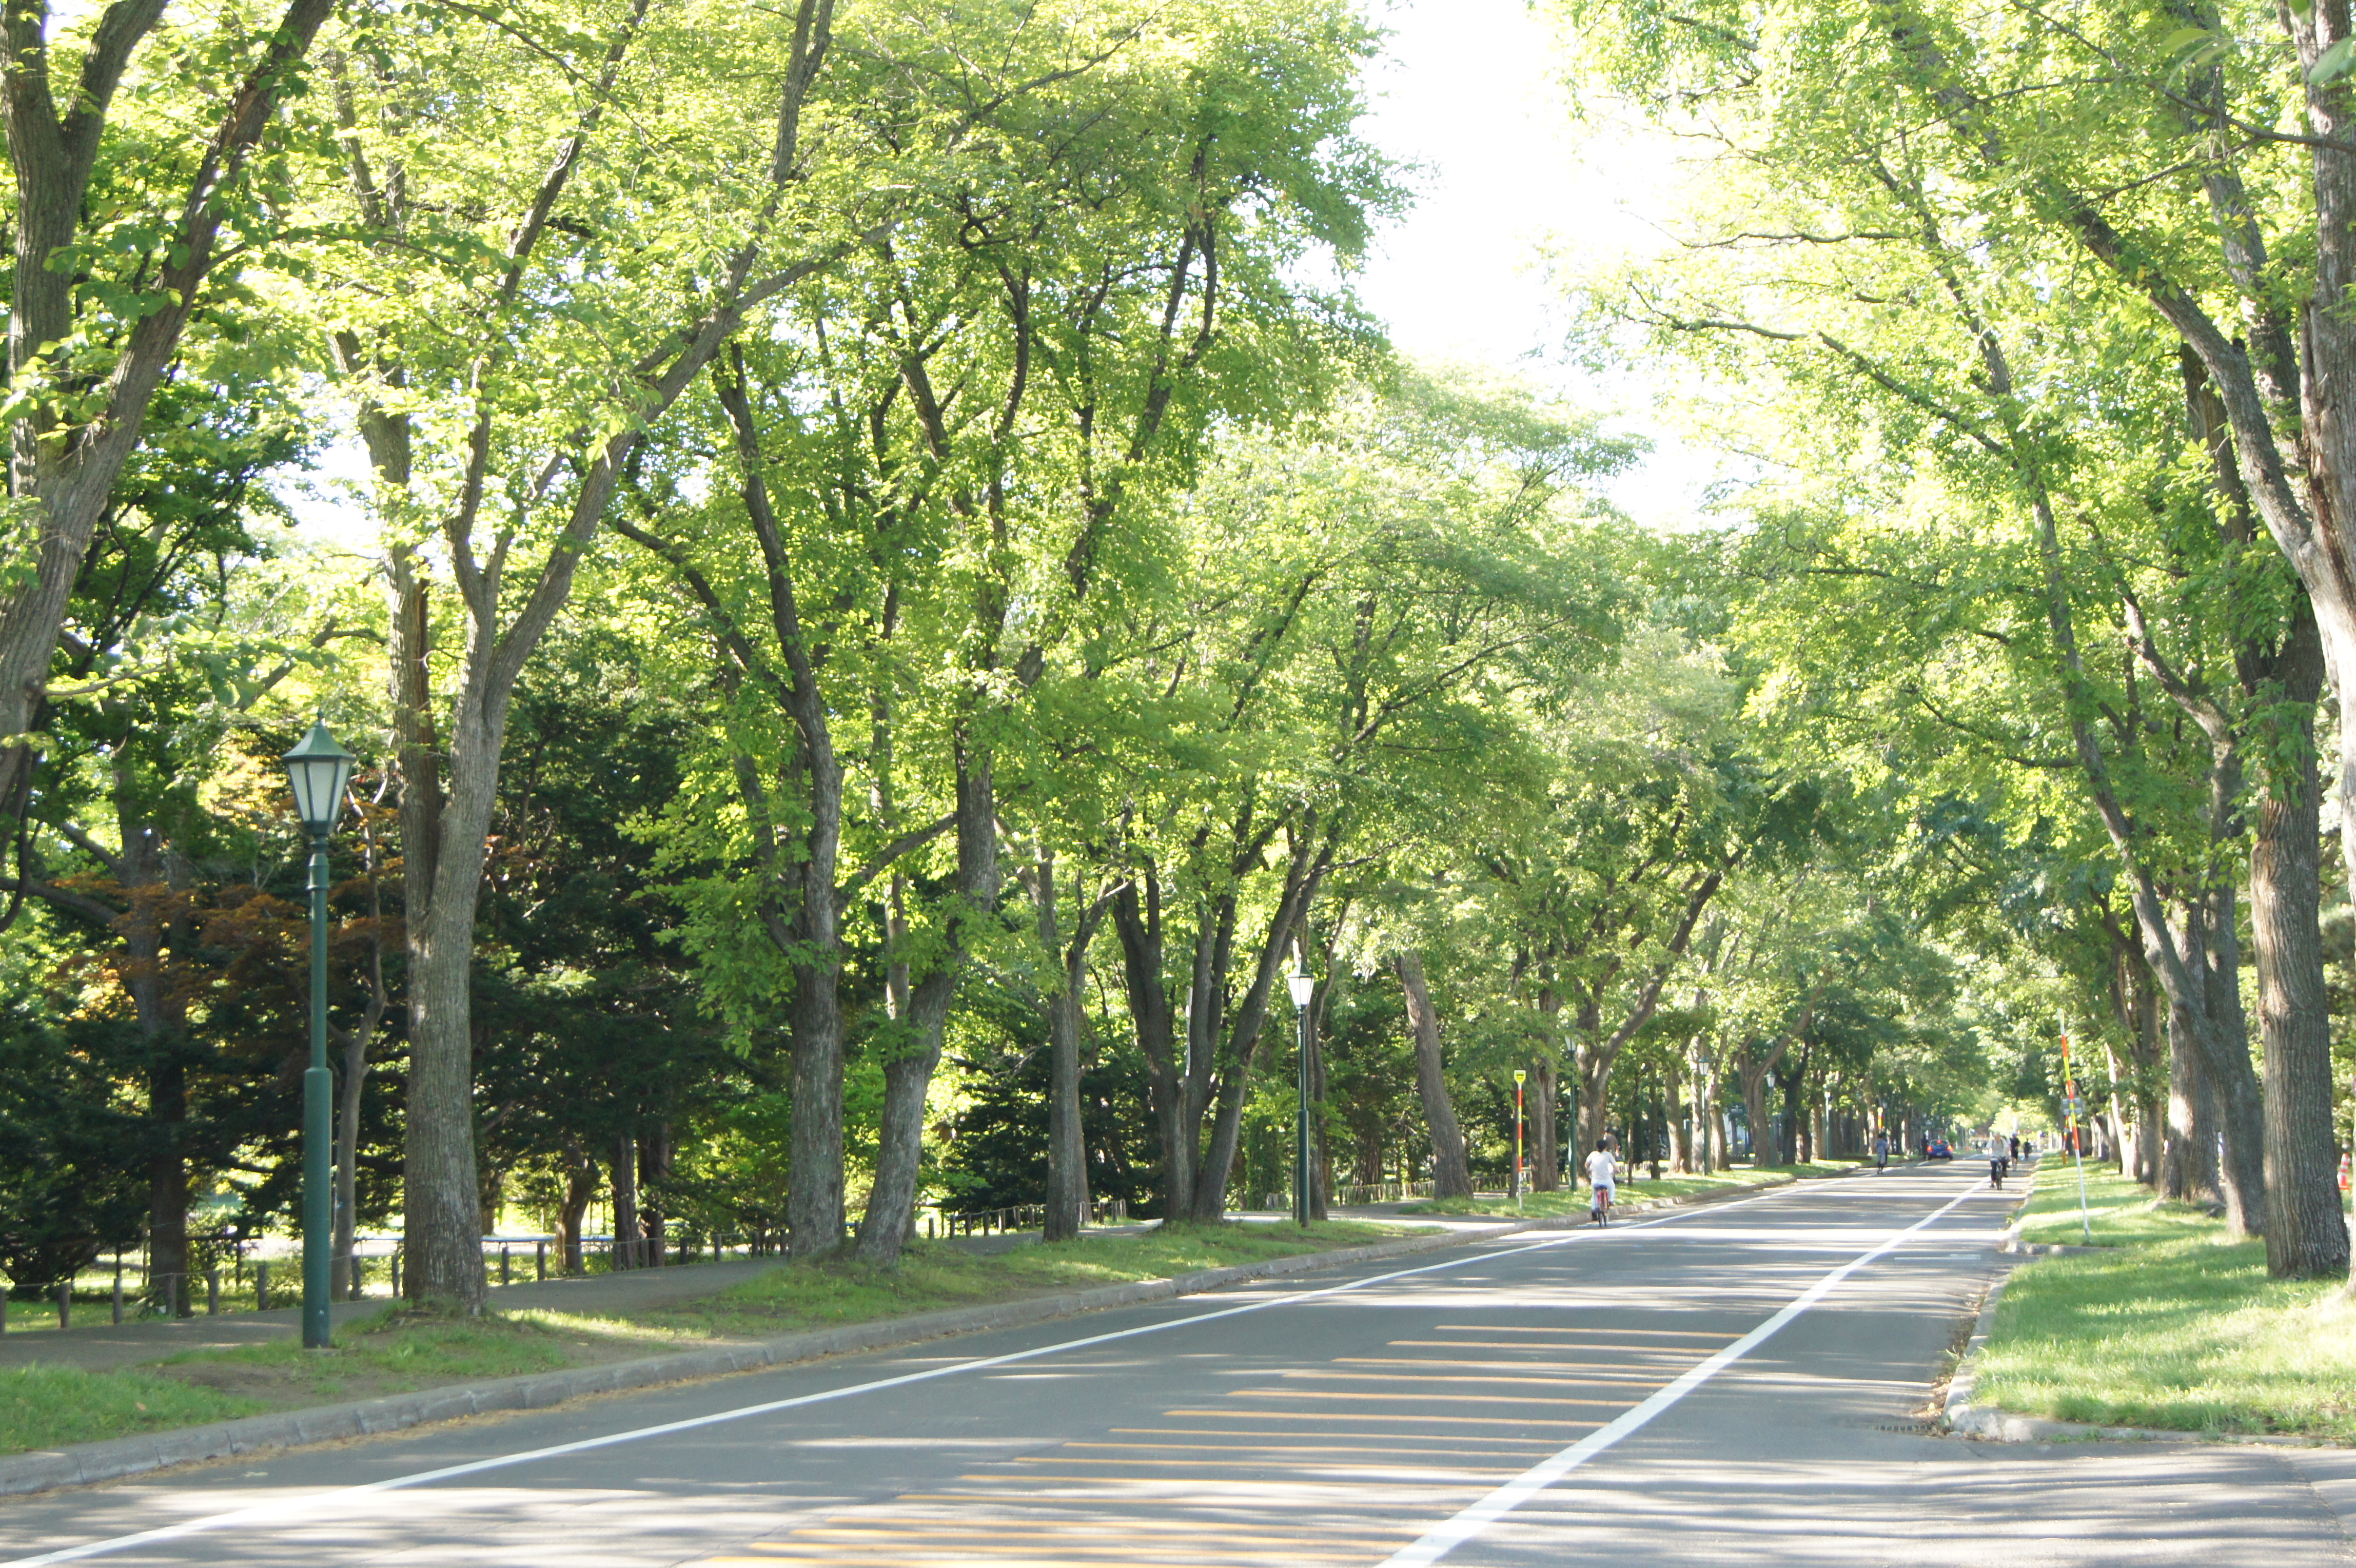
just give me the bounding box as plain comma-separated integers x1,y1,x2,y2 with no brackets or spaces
1586,1141,1617,1226
2009,1134,2021,1163
1874,1132,1889,1173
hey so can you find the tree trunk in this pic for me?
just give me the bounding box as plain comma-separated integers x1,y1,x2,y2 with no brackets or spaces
558,1144,596,1276
1044,1007,1089,1239
1693,1047,1722,1171
859,742,998,1266
1112,867,1192,1223
2249,644,2349,1276
1741,1064,1771,1166
1039,856,1089,1244
1396,951,1472,1199
1531,1057,1559,1192
640,1128,669,1267
2161,977,2221,1207
1666,1053,1691,1174
401,735,497,1308
612,1134,640,1271
2200,881,2268,1237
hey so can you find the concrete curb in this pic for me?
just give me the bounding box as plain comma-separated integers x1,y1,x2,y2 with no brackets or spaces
1996,1217,2105,1257
0,1165,1870,1498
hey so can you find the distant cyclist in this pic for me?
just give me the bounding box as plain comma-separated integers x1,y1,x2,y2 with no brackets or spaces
1989,1135,2009,1190
1586,1139,1617,1226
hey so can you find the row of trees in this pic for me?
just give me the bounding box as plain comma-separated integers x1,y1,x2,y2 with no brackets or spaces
1556,0,2356,1276
6,0,2326,1323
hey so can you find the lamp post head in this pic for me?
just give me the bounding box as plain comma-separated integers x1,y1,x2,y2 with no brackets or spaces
1287,969,1315,1010
282,719,355,836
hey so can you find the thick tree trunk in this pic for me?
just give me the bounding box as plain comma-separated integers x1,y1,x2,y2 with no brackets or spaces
2161,978,2221,1206
1396,951,1472,1199
787,949,847,1259
2249,660,2349,1276
401,721,499,1309
2199,883,2268,1237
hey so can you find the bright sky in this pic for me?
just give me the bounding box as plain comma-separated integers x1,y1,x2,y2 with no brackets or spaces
1350,0,1707,529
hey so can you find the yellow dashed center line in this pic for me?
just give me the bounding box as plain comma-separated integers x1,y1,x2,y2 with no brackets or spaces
690,1312,1753,1565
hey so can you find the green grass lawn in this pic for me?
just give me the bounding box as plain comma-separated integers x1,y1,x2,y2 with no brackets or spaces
1399,1161,1859,1219
0,1307,718,1457
624,1220,1412,1339
1975,1165,2356,1441
0,1364,265,1455
2011,1165,2215,1247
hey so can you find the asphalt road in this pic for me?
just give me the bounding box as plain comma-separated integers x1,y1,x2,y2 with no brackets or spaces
5,1163,2351,1567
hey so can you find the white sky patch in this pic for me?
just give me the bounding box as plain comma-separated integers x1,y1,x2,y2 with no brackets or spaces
270,432,378,554
1353,0,1722,531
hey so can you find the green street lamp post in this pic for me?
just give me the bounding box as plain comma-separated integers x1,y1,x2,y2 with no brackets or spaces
282,720,354,1350
1288,964,1316,1227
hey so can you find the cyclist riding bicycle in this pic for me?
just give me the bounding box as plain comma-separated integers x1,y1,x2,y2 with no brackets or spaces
1585,1140,1617,1226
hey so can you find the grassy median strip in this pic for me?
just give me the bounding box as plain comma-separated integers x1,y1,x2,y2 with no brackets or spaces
622,1219,1415,1339
1400,1161,1860,1219
1975,1169,2356,1442
0,1364,265,1456
0,1219,1412,1459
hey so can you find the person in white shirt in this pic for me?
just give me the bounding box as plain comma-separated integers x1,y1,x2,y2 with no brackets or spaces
1585,1141,1617,1226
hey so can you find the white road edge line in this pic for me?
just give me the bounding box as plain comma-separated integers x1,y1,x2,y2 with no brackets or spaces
2,1172,1959,1567
1375,1181,1984,1568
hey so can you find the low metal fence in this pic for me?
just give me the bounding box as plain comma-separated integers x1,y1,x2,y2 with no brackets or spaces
928,1196,1129,1239
0,1224,776,1330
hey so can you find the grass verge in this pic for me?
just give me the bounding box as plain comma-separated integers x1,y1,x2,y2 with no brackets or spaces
1975,1167,2356,1442
1399,1161,1859,1219
0,1364,265,1455
624,1220,1413,1339
2010,1165,2211,1247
